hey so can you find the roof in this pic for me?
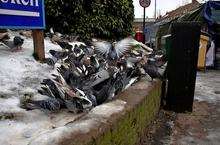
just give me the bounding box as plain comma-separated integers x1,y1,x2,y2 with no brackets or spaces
159,0,201,21
156,1,220,38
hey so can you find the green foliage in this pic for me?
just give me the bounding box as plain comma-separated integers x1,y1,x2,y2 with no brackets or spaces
45,0,134,40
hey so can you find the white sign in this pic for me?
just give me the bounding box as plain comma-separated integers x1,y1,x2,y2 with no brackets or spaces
139,0,151,8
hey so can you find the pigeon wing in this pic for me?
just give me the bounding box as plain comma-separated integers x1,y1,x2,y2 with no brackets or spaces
115,38,133,57
93,41,111,56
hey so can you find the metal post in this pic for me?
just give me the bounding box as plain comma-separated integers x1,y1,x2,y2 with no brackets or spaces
155,0,157,19
143,8,146,44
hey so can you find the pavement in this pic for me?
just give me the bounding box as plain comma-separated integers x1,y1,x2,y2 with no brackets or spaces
139,70,220,145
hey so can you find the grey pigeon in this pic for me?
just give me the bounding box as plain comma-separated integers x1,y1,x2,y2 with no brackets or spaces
0,32,10,42
93,38,133,61
26,98,63,112
143,59,162,81
49,50,69,60
57,41,73,51
13,36,24,51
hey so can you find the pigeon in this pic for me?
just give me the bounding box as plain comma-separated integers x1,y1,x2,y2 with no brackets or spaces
26,74,93,112
92,79,115,105
57,41,73,51
20,93,64,112
57,65,82,88
22,36,167,113
117,57,142,70
0,32,10,42
90,55,100,71
143,58,162,81
12,36,24,51
79,45,94,56
40,79,64,99
93,38,133,61
45,57,58,68
25,98,63,112
73,45,84,58
49,50,69,60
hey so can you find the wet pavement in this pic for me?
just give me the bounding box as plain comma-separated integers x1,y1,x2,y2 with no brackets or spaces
139,70,220,145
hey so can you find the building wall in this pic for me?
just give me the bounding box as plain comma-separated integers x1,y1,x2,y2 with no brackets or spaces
133,18,155,32
133,21,155,32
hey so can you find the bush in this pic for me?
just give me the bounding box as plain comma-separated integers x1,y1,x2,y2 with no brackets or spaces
45,0,134,40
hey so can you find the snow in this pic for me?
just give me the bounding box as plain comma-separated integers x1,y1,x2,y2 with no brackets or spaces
88,100,126,118
0,32,82,145
0,32,127,145
0,34,59,97
0,32,60,115
29,100,126,145
194,71,220,103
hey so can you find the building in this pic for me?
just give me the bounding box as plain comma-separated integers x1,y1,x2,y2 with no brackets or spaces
158,0,201,22
133,18,155,32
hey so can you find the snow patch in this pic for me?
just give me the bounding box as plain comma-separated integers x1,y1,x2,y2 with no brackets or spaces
194,71,220,103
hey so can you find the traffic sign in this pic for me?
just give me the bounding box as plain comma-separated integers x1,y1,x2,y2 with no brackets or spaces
139,0,151,8
0,0,45,29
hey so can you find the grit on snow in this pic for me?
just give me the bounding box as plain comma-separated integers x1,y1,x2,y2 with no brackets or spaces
0,32,126,145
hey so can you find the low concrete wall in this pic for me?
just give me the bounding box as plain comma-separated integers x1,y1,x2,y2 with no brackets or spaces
29,80,162,145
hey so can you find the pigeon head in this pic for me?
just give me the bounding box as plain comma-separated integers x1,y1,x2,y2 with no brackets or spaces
13,36,24,46
73,45,83,57
112,42,117,48
65,43,73,51
49,50,56,56
90,56,96,62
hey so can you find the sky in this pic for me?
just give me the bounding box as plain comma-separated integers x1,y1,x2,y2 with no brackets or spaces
133,0,203,18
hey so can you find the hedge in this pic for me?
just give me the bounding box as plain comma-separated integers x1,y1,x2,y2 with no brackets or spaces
45,0,134,40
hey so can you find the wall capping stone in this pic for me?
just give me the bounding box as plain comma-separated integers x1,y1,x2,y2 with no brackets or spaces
28,79,162,145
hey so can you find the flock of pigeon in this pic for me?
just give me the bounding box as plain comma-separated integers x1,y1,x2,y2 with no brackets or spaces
0,32,24,51
0,31,166,113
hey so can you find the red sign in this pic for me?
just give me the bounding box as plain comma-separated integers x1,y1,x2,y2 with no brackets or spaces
139,0,151,8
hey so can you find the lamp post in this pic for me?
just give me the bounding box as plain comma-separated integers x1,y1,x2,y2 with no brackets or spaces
139,0,151,44
143,8,146,43
155,0,157,19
